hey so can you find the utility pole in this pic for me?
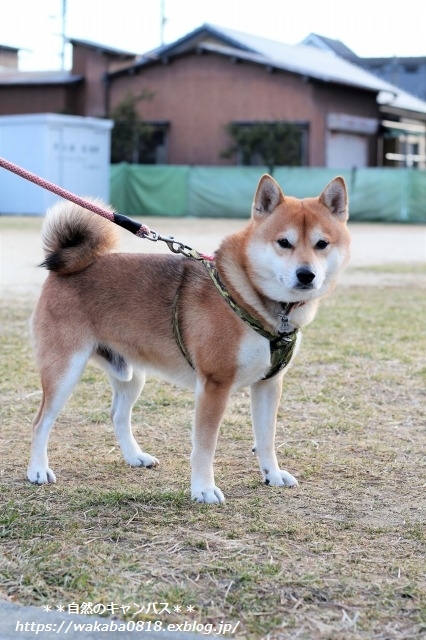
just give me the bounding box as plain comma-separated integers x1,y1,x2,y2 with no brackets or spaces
160,0,166,46
60,0,67,70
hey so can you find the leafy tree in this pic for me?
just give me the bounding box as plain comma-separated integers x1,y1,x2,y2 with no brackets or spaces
221,121,303,174
110,90,155,164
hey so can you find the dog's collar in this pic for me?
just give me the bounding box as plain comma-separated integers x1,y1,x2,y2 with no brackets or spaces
202,260,301,339
173,259,301,380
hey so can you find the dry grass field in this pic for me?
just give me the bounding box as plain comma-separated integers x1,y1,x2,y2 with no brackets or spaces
0,216,425,639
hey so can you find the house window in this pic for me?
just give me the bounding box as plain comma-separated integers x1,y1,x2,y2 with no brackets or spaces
111,120,169,164
223,121,309,169
138,123,169,164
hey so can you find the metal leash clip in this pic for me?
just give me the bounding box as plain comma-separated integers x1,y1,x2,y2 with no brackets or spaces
142,229,204,260
159,234,196,258
143,230,160,242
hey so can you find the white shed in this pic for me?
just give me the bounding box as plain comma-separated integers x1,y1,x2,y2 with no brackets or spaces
0,113,113,215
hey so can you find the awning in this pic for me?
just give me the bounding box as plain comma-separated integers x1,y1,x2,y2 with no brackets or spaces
381,119,426,137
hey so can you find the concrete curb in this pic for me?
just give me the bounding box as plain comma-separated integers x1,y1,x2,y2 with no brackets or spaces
0,602,199,639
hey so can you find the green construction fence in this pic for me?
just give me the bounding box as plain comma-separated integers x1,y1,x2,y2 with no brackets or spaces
110,164,426,222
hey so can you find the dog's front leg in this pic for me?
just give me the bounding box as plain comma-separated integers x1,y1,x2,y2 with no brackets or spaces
191,378,231,504
250,374,298,488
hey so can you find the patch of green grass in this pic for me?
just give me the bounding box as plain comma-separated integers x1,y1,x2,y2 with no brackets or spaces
1,276,425,639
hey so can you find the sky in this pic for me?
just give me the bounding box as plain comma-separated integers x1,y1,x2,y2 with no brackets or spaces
0,0,425,71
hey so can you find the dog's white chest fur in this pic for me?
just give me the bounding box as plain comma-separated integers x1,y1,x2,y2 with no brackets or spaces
234,329,300,389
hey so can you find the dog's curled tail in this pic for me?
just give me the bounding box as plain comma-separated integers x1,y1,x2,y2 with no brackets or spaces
40,199,120,275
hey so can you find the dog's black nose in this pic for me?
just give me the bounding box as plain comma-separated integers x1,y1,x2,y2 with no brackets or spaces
296,267,315,285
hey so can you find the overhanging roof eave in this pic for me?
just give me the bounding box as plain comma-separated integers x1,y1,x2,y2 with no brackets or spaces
379,105,426,122
106,44,383,96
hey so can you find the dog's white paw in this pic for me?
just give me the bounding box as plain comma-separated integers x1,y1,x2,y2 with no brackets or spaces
124,451,159,468
27,466,57,485
191,486,225,504
264,469,298,488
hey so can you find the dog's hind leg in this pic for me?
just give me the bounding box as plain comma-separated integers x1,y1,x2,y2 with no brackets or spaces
108,369,159,469
27,347,92,484
250,374,298,488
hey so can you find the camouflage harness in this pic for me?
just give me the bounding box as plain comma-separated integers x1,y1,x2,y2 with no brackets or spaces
173,257,300,381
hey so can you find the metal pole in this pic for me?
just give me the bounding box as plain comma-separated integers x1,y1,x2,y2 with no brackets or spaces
160,0,166,45
60,0,67,70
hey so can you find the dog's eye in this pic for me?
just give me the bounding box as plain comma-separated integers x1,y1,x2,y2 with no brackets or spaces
315,240,329,250
277,238,293,249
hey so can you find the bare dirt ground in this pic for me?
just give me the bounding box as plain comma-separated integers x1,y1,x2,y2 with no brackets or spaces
0,216,425,299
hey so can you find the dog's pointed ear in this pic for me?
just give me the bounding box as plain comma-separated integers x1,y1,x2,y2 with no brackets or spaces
252,174,284,218
319,176,349,222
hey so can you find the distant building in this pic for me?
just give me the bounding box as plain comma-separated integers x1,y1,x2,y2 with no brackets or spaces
0,44,20,70
303,33,426,167
0,39,136,118
301,33,359,62
1,25,425,168
68,38,138,116
302,33,426,102
107,25,426,168
0,70,83,115
360,57,426,103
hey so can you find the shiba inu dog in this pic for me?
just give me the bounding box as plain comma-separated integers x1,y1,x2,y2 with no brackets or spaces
27,174,350,503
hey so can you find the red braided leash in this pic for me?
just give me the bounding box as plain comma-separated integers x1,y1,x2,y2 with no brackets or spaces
0,156,150,237
0,155,214,260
